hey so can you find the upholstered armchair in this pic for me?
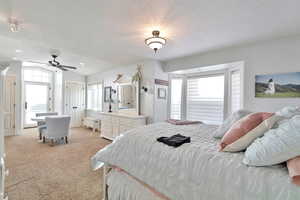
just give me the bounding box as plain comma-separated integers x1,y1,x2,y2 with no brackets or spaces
36,112,58,140
41,116,71,145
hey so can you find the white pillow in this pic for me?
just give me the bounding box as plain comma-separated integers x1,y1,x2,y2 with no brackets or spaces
243,115,300,166
276,106,300,119
213,109,252,139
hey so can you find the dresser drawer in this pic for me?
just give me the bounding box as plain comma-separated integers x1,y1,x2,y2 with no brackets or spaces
99,113,146,140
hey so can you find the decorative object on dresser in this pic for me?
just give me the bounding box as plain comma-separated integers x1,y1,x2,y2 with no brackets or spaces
100,112,146,140
83,117,101,133
132,65,143,83
104,86,116,113
104,86,112,103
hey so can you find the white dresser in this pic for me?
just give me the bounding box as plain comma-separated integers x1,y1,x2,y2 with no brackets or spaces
100,112,146,140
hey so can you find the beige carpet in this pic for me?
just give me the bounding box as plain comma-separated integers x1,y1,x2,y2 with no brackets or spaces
5,128,110,200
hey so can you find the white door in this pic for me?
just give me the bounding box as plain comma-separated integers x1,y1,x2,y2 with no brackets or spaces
3,76,16,136
65,82,85,127
0,66,9,200
24,82,50,128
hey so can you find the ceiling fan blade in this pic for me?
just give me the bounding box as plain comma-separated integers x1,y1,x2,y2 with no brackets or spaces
53,65,68,71
59,65,77,70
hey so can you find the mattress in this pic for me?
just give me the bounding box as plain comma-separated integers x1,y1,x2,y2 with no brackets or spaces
92,122,300,200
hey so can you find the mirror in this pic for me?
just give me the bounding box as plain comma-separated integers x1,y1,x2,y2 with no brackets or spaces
117,82,139,115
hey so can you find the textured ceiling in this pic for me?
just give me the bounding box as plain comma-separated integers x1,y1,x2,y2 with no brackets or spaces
0,0,300,74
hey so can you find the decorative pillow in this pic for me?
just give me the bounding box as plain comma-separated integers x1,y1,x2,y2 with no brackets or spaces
213,109,252,139
276,106,300,119
243,115,300,166
219,112,280,152
287,156,300,186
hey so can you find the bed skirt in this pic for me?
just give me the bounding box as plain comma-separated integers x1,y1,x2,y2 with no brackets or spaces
103,165,168,200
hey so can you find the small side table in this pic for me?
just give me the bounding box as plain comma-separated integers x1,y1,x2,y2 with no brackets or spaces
83,117,101,134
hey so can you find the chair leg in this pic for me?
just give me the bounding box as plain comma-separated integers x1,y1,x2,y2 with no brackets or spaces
39,132,42,140
50,139,54,146
65,136,68,144
42,136,46,143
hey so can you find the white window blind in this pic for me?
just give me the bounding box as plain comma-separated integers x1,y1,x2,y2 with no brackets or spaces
87,83,102,111
170,79,182,120
230,70,241,113
186,75,224,125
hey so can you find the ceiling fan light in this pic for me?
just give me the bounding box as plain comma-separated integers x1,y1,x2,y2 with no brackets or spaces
8,19,20,33
148,42,163,50
145,37,166,45
145,30,166,53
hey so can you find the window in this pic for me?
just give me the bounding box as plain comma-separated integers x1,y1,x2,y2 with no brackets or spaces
87,83,102,111
24,68,52,83
169,64,243,125
187,75,224,124
170,79,182,120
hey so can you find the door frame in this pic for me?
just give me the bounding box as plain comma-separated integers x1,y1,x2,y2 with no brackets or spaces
3,75,16,136
23,81,51,128
64,81,85,127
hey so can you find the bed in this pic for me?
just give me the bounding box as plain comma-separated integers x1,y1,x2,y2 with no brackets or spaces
91,122,300,200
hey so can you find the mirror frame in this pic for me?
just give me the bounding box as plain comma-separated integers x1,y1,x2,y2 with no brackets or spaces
117,81,140,115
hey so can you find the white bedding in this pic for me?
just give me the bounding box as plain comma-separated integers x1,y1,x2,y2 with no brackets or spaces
91,122,300,200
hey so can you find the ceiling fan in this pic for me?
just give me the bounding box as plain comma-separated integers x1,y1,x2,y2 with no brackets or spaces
47,54,77,71
28,50,77,71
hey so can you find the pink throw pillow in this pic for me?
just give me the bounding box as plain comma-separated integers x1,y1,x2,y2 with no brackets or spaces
219,112,274,151
287,156,300,186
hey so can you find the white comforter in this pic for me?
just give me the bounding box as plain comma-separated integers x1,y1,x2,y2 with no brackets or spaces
91,122,300,200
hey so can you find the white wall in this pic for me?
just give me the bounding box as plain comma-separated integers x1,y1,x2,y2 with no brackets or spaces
164,35,300,112
153,62,169,122
87,60,168,123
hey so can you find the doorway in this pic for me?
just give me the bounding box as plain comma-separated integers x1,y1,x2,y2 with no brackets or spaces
24,82,51,128
65,82,85,127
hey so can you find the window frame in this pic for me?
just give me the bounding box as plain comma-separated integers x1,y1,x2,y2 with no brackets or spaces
86,82,103,112
168,64,244,124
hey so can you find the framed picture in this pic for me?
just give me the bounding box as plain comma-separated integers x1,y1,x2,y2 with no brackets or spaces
158,88,167,99
255,72,300,98
104,86,112,102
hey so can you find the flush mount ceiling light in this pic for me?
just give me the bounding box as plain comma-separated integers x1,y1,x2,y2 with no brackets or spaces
145,30,166,53
8,18,20,32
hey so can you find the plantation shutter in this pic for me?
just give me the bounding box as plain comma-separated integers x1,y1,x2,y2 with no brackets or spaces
170,79,182,120
186,75,224,125
230,70,241,113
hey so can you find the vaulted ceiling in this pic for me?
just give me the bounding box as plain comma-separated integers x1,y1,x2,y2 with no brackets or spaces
0,0,300,74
